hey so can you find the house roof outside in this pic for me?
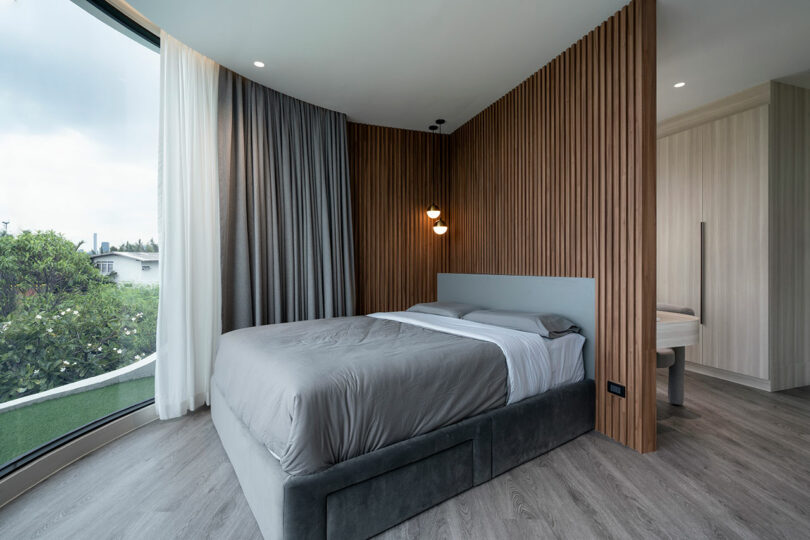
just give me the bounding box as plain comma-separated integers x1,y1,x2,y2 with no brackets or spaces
89,251,159,263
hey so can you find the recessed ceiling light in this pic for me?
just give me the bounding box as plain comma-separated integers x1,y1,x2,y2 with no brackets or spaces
673,81,686,88
253,61,265,68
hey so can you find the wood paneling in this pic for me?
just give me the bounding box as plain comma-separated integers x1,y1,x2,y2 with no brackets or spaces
347,123,450,314
448,0,657,451
348,0,657,451
659,82,810,392
769,82,810,390
656,128,705,367
702,106,770,379
657,83,770,138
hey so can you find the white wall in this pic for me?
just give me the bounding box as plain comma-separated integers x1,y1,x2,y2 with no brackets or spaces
93,255,159,285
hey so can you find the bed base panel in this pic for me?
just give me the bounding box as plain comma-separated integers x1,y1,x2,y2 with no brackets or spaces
212,379,594,540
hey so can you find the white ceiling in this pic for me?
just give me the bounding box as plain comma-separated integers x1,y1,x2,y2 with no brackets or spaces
128,0,810,132
126,0,627,132
657,0,810,120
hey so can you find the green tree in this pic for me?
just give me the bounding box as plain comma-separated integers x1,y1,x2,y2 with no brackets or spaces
110,238,159,253
0,232,158,403
0,231,106,316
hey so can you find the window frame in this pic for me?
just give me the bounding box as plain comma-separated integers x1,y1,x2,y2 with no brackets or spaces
83,0,160,50
96,260,114,274
0,0,160,484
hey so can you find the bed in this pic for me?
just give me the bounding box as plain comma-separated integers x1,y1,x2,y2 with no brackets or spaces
211,274,596,539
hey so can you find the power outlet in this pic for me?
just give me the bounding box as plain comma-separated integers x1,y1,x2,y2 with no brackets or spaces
607,381,626,398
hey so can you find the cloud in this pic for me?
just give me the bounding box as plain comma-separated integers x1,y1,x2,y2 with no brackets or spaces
0,130,157,249
0,0,160,249
0,0,159,155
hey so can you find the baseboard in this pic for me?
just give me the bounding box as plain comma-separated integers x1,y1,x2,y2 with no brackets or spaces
0,404,157,509
685,362,772,392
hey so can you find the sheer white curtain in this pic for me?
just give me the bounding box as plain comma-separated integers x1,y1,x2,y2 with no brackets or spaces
156,31,221,419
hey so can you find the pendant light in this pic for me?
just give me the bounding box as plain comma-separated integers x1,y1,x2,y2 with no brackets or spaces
428,119,448,235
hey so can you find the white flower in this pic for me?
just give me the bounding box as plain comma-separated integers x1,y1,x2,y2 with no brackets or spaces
98,346,103,351
60,367,66,372
72,361,77,365
87,343,92,347
63,360,70,365
131,317,136,322
60,311,65,316
133,329,137,334
73,310,79,315
125,330,131,335
116,349,123,354
47,328,53,333
33,369,40,374
35,314,42,320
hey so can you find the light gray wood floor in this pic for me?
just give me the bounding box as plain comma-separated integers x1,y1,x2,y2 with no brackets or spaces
2,371,809,539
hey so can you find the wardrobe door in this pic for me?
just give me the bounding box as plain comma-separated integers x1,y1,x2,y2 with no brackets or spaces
702,106,769,379
657,128,705,365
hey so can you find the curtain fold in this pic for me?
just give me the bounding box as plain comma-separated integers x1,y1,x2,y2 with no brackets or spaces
155,32,221,419
218,69,355,332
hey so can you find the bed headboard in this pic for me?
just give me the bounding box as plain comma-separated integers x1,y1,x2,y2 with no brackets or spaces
437,273,596,380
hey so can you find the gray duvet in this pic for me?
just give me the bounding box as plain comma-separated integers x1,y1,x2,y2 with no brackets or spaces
212,316,506,476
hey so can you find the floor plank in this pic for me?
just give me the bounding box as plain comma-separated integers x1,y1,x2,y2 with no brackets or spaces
1,371,808,539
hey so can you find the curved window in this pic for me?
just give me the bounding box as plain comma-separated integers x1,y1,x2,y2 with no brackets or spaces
0,0,159,470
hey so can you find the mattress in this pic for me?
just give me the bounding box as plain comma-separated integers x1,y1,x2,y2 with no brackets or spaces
212,313,584,476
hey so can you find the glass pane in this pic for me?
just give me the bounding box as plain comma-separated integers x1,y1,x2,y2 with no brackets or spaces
0,0,159,466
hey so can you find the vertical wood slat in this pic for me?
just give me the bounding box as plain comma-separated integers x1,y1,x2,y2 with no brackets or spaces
347,0,657,452
347,123,450,314
447,0,656,452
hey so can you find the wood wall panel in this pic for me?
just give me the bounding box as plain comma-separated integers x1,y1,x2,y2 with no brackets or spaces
656,127,705,367
768,82,810,390
448,0,657,451
702,106,770,380
347,0,657,451
347,123,450,314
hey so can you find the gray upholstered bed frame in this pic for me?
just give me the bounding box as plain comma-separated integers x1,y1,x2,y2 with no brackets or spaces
211,274,596,539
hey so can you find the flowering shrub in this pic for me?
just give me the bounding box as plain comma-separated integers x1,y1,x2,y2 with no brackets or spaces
0,232,158,403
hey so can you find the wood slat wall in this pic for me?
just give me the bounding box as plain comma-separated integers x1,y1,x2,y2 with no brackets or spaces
449,0,656,451
348,123,450,314
347,0,657,451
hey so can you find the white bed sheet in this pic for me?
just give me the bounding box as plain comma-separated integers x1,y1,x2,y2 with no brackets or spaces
543,332,586,388
369,311,584,404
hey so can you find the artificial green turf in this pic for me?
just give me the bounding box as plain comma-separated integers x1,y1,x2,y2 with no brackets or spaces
0,377,155,465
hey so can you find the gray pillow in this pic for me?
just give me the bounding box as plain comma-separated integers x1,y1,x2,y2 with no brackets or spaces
463,309,581,338
406,301,480,318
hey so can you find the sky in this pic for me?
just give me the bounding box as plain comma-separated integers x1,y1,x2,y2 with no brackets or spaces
0,0,159,250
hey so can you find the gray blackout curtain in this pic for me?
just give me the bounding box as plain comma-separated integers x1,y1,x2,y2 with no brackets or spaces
218,68,355,332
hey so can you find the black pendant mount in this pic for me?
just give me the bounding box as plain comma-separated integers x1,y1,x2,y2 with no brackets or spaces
429,119,446,133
